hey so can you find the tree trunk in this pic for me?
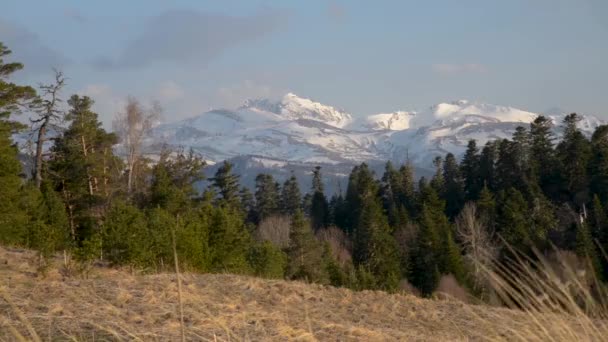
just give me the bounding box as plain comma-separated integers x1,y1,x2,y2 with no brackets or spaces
34,120,48,188
80,135,94,196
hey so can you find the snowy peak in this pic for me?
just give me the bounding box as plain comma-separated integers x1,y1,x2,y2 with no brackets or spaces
411,100,538,128
242,93,353,128
352,111,415,131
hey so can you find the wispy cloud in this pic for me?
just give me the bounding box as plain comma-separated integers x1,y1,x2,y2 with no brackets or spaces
327,2,347,21
432,63,488,75
93,9,287,70
0,20,70,75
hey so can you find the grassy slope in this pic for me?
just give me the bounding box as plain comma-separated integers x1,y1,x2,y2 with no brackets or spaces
0,246,586,341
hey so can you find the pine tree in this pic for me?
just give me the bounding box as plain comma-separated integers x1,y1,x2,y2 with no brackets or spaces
461,140,482,201
103,201,151,267
398,163,417,217
442,153,465,219
589,125,608,204
479,141,498,191
575,222,603,280
430,156,445,195
281,173,302,216
353,198,401,291
530,115,559,199
477,184,496,230
254,173,280,222
239,186,257,224
310,166,329,230
286,210,328,283
208,204,251,273
344,163,378,234
557,113,591,204
148,148,204,214
380,161,402,228
211,161,240,207
49,95,122,242
0,43,36,245
247,241,287,279
496,188,532,257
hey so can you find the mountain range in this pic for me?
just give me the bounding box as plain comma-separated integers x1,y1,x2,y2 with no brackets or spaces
147,93,603,187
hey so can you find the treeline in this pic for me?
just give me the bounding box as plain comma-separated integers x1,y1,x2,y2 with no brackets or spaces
1,42,607,299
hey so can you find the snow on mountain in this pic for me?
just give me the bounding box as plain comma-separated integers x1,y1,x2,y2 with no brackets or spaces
350,111,415,131
243,93,353,128
146,95,604,172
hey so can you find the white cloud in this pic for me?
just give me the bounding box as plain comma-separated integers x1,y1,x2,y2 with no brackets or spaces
432,63,488,75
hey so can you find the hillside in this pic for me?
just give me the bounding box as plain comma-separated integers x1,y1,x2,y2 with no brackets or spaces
0,246,595,341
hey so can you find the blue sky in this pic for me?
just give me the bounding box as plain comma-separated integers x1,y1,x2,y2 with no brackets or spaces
2,0,607,127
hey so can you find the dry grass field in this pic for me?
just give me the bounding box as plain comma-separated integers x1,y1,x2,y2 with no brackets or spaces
1,246,606,341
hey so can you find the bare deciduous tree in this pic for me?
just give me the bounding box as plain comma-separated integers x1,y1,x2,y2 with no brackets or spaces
113,97,160,194
31,69,65,188
317,226,352,265
255,215,291,249
456,202,497,294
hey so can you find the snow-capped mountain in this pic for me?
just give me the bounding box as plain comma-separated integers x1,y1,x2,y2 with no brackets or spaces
148,94,603,175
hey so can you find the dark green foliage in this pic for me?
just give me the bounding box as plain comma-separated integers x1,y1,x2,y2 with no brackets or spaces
281,173,302,216
248,241,287,279
211,161,240,207
344,163,378,234
286,211,328,283
0,43,36,245
208,204,252,273
557,114,591,204
310,166,329,230
103,201,151,267
589,125,608,204
254,173,280,222
352,198,401,291
461,140,482,201
443,153,465,219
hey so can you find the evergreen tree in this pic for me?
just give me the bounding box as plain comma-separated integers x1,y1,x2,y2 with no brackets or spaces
248,241,287,279
529,115,559,199
208,204,251,273
575,222,603,280
496,188,532,257
344,163,378,234
103,201,151,267
281,173,302,216
398,163,417,217
443,153,465,219
239,186,256,224
254,173,280,222
286,210,328,283
310,166,329,230
211,161,240,207
380,161,403,228
148,148,204,214
477,184,496,230
353,198,401,291
430,156,445,195
589,125,608,204
49,95,122,242
461,140,482,201
0,43,36,245
557,113,591,204
479,141,498,191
